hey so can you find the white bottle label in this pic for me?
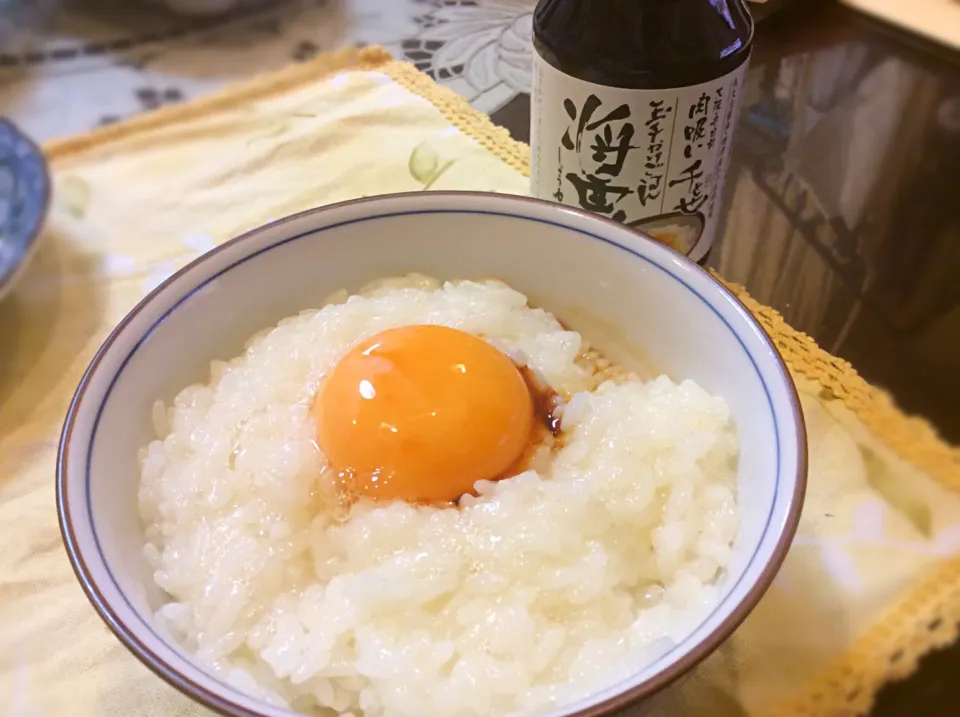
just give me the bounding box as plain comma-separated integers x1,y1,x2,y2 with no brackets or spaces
530,50,749,262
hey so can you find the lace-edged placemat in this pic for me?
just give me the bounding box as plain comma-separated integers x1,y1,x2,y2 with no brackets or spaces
2,46,958,717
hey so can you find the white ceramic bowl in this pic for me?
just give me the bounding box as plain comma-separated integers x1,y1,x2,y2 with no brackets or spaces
58,191,806,717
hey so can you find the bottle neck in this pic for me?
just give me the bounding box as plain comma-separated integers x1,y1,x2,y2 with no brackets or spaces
534,0,755,89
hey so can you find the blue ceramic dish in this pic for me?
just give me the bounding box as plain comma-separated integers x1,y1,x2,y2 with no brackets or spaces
0,118,51,301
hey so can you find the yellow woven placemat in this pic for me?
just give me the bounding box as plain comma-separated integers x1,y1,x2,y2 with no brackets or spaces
2,46,959,717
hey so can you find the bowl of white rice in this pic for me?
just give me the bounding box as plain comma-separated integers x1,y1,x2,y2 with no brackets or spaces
58,191,806,717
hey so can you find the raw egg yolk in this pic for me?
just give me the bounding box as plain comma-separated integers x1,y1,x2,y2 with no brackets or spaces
313,325,534,504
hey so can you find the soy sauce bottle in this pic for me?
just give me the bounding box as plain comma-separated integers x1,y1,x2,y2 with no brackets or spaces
530,0,754,263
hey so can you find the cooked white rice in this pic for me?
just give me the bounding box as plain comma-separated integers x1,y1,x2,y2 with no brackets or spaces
138,276,739,717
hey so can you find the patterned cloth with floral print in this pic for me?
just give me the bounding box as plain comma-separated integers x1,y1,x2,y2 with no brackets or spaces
0,0,536,141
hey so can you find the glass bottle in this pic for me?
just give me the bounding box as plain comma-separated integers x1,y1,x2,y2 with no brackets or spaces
530,0,754,263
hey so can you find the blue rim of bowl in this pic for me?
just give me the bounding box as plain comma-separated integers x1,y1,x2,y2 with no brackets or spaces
0,118,51,301
57,191,807,717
